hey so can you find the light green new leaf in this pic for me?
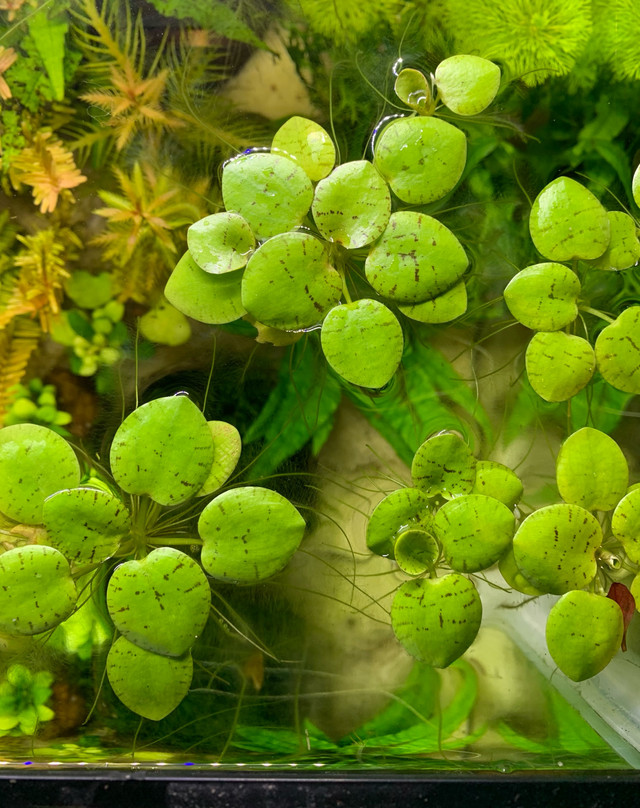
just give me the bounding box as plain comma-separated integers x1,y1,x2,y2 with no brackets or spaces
187,212,255,274
365,212,468,304
43,488,130,566
611,489,640,563
106,637,193,721
107,548,210,657
471,461,523,508
394,529,438,576
434,55,500,116
196,421,242,496
391,575,482,668
320,299,403,388
398,281,467,324
165,251,246,325
0,424,80,524
546,591,623,681
529,177,610,262
504,263,580,331
222,152,313,240
139,297,191,346
595,306,640,394
526,332,595,402
312,160,390,249
271,116,335,181
374,116,466,205
0,546,77,635
556,427,628,511
241,232,342,330
366,487,431,558
512,504,601,595
110,396,214,506
592,211,640,271
394,68,432,113
199,487,305,583
411,432,476,498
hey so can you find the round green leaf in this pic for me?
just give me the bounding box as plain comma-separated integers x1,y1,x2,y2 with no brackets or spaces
595,306,640,394
241,232,342,330
312,160,390,249
187,212,255,275
471,460,523,508
433,494,515,572
391,575,482,668
546,591,623,681
498,548,544,596
320,299,403,388
592,211,640,271
556,427,628,511
165,251,246,325
394,529,438,576
374,116,467,205
398,281,467,324
366,487,431,558
434,55,501,116
196,421,242,497
529,177,610,262
64,271,112,309
512,504,601,595
271,116,335,181
394,68,432,113
526,331,595,402
365,212,468,304
611,489,640,563
110,395,214,507
221,152,313,241
198,487,305,583
106,547,211,657
43,488,130,566
0,424,80,524
106,636,193,721
503,263,580,331
139,297,191,347
0,545,77,635
411,432,476,498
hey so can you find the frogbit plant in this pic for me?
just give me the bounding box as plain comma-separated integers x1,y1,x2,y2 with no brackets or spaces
0,394,306,722
165,55,501,389
367,428,637,682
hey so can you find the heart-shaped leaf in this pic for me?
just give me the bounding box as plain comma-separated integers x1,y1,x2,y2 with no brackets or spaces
556,427,628,511
394,528,439,576
512,504,601,594
365,212,468,304
374,116,467,205
241,232,342,330
529,177,610,262
611,488,640,563
398,281,467,324
106,547,210,657
411,432,476,498
165,251,246,325
526,332,595,402
187,212,255,274
0,545,77,635
196,421,242,497
434,55,501,116
592,211,640,271
595,306,640,394
546,591,623,681
394,68,432,113
110,395,214,507
43,487,130,566
199,487,305,583
391,575,482,668
504,263,580,331
366,487,431,558
271,116,335,181
471,461,523,508
0,424,80,524
320,299,403,388
312,160,390,249
106,636,193,720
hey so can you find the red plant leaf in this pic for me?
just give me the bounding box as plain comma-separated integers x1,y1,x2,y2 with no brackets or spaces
607,582,636,652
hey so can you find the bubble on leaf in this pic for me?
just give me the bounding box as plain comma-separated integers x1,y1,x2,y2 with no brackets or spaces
366,487,431,558
394,68,432,113
0,546,77,635
187,212,255,275
311,160,390,249
556,427,628,512
592,211,640,271
498,548,544,596
529,177,610,262
320,299,403,388
365,212,468,304
139,297,191,346
241,232,342,330
107,548,211,658
411,432,476,499
595,306,640,394
110,396,214,507
374,116,467,205
165,251,246,325
64,271,112,309
196,421,242,497
106,636,193,721
526,331,595,402
199,487,305,583
391,575,482,668
0,424,80,524
611,488,640,563
398,281,467,324
546,591,623,681
434,55,501,116
394,528,438,576
271,116,335,181
43,487,130,566
512,504,601,595
471,460,523,508
221,152,313,240
504,263,580,331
